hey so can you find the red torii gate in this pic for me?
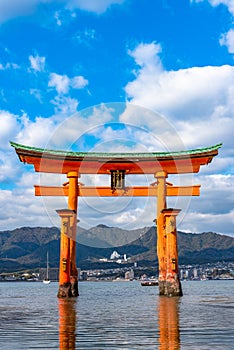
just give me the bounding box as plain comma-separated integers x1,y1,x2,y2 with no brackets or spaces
11,141,221,297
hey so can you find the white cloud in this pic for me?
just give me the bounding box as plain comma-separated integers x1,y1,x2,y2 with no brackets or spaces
0,111,57,184
54,11,62,26
45,103,115,149
48,73,70,94
122,42,234,235
0,151,20,182
0,104,114,229
209,0,234,15
125,43,234,150
128,42,163,71
30,88,42,102
0,111,20,148
220,28,234,53
191,174,234,215
114,208,146,225
191,0,234,15
51,95,79,115
0,0,126,23
29,55,46,72
180,210,234,235
0,111,26,183
48,73,88,94
119,104,188,151
191,1,234,52
0,188,55,230
176,113,232,150
16,114,57,147
0,62,19,70
71,76,88,89
0,0,50,23
65,0,125,14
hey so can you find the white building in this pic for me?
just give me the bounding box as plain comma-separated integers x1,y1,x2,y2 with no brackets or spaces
125,269,134,280
110,251,120,260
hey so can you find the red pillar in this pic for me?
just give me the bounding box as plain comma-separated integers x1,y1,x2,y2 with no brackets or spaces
161,209,182,297
155,171,168,295
57,209,75,298
157,213,167,295
67,171,79,297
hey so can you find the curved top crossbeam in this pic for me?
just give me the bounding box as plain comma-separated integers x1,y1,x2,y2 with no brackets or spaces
10,141,222,175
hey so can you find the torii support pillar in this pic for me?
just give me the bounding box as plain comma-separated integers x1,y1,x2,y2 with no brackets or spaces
57,209,76,298
155,171,168,296
161,208,182,297
67,171,79,297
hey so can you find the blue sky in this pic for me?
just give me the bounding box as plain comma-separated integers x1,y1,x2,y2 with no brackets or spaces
0,0,234,237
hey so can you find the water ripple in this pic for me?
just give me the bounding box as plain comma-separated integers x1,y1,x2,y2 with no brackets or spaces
0,280,233,349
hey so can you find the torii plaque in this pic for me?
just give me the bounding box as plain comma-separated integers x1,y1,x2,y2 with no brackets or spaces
11,141,221,297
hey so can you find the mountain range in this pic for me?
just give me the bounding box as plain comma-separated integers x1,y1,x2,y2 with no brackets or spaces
0,225,234,272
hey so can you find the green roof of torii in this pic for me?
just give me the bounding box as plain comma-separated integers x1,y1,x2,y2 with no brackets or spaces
10,141,222,174
10,141,222,159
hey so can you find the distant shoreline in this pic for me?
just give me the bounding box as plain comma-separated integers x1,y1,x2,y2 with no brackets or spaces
1,278,234,283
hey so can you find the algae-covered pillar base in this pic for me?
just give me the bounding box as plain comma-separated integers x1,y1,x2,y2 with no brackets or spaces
162,208,183,297
57,209,75,298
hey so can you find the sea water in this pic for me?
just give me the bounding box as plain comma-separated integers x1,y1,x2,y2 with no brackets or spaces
0,280,234,349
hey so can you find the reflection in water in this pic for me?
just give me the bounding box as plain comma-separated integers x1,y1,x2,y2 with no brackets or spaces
58,299,77,350
158,296,180,350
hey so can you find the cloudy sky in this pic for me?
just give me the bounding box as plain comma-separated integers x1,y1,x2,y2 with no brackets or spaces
0,0,234,237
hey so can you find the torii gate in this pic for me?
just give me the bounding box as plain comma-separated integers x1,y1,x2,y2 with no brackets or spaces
11,141,221,297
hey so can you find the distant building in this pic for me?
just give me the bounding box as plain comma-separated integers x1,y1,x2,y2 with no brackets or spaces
99,258,108,262
110,251,120,260
125,269,134,280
